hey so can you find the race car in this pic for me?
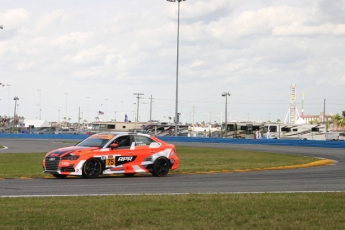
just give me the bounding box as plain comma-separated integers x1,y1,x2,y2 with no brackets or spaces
42,132,179,179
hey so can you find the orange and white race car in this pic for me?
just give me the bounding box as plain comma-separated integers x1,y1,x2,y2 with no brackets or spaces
42,132,179,179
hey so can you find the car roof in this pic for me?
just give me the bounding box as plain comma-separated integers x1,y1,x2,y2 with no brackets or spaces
95,132,151,137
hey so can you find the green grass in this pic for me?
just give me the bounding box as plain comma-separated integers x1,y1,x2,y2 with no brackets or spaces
0,147,316,178
1,193,345,229
0,146,341,229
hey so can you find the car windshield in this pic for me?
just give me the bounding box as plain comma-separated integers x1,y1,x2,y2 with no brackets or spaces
76,134,116,148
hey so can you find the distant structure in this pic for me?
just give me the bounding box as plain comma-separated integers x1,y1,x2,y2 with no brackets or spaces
300,91,305,118
289,84,296,123
284,84,304,124
284,84,332,124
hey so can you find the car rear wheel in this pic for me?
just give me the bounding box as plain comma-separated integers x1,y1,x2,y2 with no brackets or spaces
151,157,170,177
82,159,102,179
52,174,67,179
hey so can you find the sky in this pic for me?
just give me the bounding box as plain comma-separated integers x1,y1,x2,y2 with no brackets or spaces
1,0,345,124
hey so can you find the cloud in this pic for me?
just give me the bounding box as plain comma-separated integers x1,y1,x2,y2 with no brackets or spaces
334,24,345,35
1,1,345,122
36,9,66,31
15,61,35,71
233,6,306,36
65,44,106,64
273,22,344,36
1,8,31,32
52,31,94,46
318,0,345,24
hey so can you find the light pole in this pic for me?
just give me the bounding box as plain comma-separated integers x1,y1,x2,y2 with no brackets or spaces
13,96,19,132
0,83,5,116
7,84,11,117
121,101,123,119
105,98,108,121
65,93,68,120
222,92,231,138
38,89,41,120
86,96,90,123
133,103,136,121
133,93,144,122
167,0,186,136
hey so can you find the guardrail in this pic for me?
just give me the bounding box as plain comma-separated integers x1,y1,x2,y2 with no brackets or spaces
0,134,344,148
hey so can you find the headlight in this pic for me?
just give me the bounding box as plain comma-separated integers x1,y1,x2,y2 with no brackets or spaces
62,154,79,160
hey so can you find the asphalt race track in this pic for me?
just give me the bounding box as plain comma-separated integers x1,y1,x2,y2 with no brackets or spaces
0,139,345,197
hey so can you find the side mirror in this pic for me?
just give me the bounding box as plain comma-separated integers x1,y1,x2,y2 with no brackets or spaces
110,143,119,150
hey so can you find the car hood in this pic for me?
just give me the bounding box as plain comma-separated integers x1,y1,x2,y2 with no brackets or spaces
46,146,100,157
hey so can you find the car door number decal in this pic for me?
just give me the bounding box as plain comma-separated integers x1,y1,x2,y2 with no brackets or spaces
106,158,116,167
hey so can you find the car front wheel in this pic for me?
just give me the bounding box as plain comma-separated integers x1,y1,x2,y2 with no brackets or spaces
151,157,170,177
82,159,102,179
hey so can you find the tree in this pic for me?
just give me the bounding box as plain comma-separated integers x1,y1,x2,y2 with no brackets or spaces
309,119,319,124
276,119,281,123
331,112,345,131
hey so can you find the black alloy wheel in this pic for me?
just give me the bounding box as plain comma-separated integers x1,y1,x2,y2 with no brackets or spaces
151,157,170,177
82,159,102,179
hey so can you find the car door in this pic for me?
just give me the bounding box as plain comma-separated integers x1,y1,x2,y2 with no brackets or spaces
131,135,159,160
104,135,135,170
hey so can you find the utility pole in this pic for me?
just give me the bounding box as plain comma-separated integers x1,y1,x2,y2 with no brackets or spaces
192,104,195,127
133,93,144,122
149,95,153,121
323,98,326,123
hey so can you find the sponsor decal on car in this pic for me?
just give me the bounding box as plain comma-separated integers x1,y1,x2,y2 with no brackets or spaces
105,156,137,167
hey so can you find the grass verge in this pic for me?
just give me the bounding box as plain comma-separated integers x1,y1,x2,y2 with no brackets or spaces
0,146,320,178
1,193,345,229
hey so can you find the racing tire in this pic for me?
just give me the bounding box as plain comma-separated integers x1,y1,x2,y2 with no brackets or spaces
82,159,102,179
151,157,170,177
52,174,67,179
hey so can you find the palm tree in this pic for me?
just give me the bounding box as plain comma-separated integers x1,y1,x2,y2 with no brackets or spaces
331,111,345,131
309,119,319,125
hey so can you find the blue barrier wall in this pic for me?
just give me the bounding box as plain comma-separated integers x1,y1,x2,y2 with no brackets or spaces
0,134,345,149
158,136,345,149
0,134,88,140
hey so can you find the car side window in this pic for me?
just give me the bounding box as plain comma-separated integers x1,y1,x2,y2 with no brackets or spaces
113,135,131,148
134,136,154,146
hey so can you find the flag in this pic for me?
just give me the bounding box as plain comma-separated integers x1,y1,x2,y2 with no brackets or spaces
124,114,128,122
98,111,104,115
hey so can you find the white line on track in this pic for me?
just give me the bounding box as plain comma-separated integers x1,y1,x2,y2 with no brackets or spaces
0,146,8,151
1,191,345,198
